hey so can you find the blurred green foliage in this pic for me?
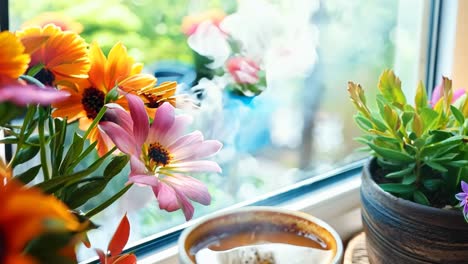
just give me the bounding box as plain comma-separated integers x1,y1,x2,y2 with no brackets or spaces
10,0,236,65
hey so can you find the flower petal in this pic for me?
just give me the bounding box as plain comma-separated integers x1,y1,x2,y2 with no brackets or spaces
173,140,222,162
167,131,203,152
129,155,147,175
147,102,175,144
172,188,195,221
461,181,468,193
152,183,180,212
100,121,137,155
456,193,467,204
163,174,211,206
169,160,222,173
104,103,134,134
160,115,193,146
126,93,149,146
0,84,69,105
128,174,158,187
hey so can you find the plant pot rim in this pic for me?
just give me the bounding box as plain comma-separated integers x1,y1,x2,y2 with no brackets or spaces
364,157,461,218
178,206,343,264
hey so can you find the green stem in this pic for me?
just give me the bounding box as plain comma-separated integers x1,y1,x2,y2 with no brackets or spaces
8,105,36,168
19,75,45,88
85,184,133,218
83,106,107,139
38,108,50,180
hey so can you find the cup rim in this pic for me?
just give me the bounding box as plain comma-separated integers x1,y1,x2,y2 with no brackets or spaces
178,206,343,264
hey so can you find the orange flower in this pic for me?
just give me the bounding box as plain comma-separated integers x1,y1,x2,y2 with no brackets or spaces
0,30,68,106
16,24,90,86
0,166,81,264
21,12,83,34
52,41,175,155
0,31,30,84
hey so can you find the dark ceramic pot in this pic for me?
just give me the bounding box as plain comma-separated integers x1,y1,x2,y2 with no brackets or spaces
361,158,468,264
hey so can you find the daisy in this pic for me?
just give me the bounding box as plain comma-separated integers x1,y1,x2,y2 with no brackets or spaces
16,24,90,86
101,94,222,220
0,31,68,106
52,41,168,156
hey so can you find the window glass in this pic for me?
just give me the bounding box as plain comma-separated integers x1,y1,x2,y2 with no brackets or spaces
9,0,428,260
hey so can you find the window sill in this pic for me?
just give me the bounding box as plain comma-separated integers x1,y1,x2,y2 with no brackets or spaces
138,170,363,264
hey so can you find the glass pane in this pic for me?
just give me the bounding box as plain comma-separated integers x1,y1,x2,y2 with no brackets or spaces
8,0,429,261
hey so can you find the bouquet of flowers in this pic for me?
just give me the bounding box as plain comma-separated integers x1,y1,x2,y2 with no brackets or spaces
0,24,222,264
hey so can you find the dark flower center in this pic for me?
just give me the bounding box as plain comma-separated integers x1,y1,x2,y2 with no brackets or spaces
143,93,164,108
148,143,171,166
81,88,105,119
35,68,55,86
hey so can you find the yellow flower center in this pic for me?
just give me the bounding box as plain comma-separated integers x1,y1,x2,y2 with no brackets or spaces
81,88,105,119
148,143,171,167
36,68,55,86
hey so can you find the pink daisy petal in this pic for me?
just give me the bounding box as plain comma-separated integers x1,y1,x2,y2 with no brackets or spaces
167,131,204,152
100,121,137,155
128,174,159,187
0,85,69,105
129,155,147,175
172,188,195,221
173,140,223,162
163,174,211,205
147,102,175,144
104,103,134,135
153,183,180,212
160,115,193,146
169,160,222,173
126,93,149,146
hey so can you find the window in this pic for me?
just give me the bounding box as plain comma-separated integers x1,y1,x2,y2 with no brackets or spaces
4,0,433,262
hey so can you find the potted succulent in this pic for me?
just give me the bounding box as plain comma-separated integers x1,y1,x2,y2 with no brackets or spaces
348,69,468,263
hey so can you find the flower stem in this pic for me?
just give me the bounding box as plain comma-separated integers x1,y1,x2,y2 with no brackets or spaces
83,106,107,139
8,105,36,168
85,183,133,218
38,108,50,181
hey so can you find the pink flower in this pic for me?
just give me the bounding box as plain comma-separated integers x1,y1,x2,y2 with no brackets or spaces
0,80,69,106
101,94,222,220
430,84,465,107
226,57,260,84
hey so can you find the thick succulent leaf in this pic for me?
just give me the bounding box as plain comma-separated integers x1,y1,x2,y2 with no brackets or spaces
413,190,430,205
380,183,417,194
415,81,428,112
378,69,406,108
368,142,414,162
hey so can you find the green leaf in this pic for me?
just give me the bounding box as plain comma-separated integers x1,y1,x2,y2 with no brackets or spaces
419,107,439,131
401,111,414,128
415,81,428,112
378,69,406,108
15,165,41,184
354,114,373,131
368,142,414,162
85,184,133,218
413,190,430,205
0,102,24,125
380,183,417,194
423,179,442,191
385,165,414,179
59,133,85,174
402,174,416,185
421,135,463,158
12,146,40,167
66,179,108,209
447,160,468,167
104,155,129,179
451,105,465,125
425,160,448,172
